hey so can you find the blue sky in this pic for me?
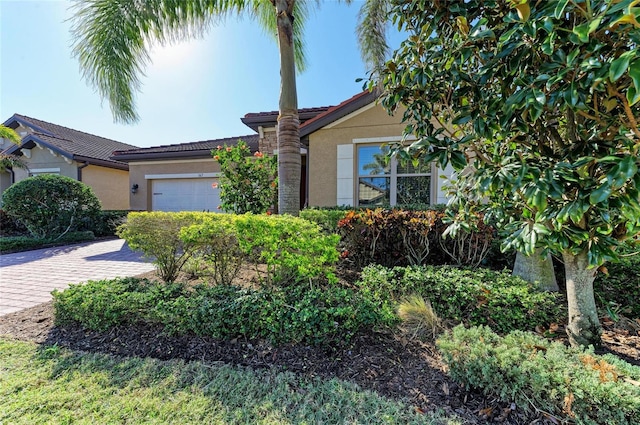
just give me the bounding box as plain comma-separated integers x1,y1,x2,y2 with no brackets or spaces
1,1,399,148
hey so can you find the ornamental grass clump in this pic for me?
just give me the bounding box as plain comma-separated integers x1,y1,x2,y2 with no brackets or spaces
438,325,640,424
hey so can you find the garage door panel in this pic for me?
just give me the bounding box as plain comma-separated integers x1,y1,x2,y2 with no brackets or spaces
152,178,220,212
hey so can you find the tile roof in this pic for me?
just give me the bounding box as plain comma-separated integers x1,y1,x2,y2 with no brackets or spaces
111,134,259,161
300,90,379,137
3,114,138,168
241,106,331,132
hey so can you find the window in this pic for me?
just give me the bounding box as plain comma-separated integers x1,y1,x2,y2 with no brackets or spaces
357,145,431,206
28,168,60,177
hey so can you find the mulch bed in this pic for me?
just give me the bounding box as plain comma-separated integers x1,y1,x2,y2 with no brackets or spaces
2,301,639,424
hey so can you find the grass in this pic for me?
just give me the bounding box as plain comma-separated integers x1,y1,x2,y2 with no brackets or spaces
0,338,461,425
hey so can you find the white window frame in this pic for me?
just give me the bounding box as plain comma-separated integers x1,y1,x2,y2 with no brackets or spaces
355,143,433,207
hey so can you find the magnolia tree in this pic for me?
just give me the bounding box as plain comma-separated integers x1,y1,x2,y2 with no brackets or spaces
379,0,640,346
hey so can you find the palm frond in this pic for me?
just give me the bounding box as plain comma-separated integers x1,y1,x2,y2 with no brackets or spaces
249,0,311,73
356,0,390,78
0,154,29,172
0,125,22,145
70,0,242,123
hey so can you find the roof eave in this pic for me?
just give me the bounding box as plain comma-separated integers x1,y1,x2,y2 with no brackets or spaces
300,91,378,138
111,149,216,162
74,155,129,171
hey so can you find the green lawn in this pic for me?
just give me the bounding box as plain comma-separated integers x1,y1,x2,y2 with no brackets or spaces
0,338,460,425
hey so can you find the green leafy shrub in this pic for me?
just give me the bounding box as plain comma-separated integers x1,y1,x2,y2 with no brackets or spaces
0,209,26,237
86,210,130,237
300,208,348,233
117,211,210,282
53,278,184,331
357,265,563,333
212,140,277,214
595,242,640,319
179,215,246,285
0,231,96,253
53,277,391,345
233,214,340,285
1,174,101,239
438,325,640,424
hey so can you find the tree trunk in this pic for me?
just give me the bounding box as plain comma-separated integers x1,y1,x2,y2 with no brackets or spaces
513,249,558,292
275,0,301,216
563,250,601,347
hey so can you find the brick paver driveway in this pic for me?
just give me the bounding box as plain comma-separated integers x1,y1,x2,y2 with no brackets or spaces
0,238,154,316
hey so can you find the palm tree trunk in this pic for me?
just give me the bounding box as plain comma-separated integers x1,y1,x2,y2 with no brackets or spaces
563,250,601,347
275,0,301,216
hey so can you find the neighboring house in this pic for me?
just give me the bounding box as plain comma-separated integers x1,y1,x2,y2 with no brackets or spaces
1,114,137,210
112,91,454,212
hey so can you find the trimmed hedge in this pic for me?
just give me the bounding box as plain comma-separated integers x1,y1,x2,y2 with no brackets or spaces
356,265,563,333
52,277,392,345
0,231,96,254
438,325,640,424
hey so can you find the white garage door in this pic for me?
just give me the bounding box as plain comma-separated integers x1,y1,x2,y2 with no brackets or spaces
152,178,221,212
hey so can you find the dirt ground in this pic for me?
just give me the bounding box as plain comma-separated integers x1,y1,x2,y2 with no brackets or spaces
1,268,638,424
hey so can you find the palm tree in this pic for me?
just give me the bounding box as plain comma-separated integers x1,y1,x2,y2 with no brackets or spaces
0,125,28,173
70,0,391,215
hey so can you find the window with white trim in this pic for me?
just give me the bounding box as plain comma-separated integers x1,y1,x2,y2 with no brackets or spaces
357,145,431,206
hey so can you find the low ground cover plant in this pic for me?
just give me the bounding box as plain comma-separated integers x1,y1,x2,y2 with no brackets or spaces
438,325,640,424
357,265,563,333
1,174,101,239
53,277,393,345
0,231,96,254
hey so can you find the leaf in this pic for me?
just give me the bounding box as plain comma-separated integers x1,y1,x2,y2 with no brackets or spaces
554,0,570,18
573,18,600,43
589,184,612,204
609,51,634,82
629,59,640,93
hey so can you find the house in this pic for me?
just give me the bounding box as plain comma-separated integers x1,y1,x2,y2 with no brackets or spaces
1,114,137,210
112,91,454,212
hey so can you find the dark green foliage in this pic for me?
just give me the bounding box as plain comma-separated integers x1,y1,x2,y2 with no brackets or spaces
595,243,640,319
300,208,348,233
86,210,130,237
53,278,184,331
357,265,563,333
1,175,102,239
52,277,391,345
0,231,95,254
438,325,640,424
0,209,26,237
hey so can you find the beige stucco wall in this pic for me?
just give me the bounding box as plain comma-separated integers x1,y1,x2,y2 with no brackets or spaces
308,104,407,207
12,145,78,181
5,145,131,210
82,165,130,210
127,158,221,211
